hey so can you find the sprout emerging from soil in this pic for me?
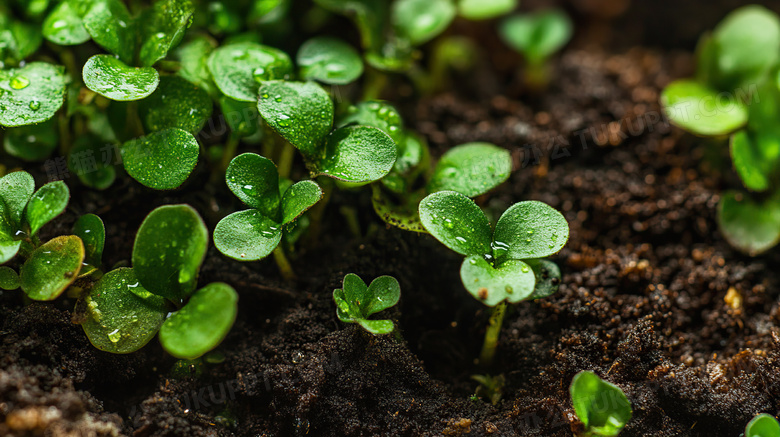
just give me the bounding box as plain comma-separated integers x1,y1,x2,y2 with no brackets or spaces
418,190,569,365
570,371,633,437
745,413,780,437
333,273,401,335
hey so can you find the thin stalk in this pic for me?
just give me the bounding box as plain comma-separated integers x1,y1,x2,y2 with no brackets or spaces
479,301,507,368
303,177,333,247
272,246,295,281
57,112,71,156
261,125,278,160
277,141,295,179
220,132,240,172
361,67,388,102
126,101,144,138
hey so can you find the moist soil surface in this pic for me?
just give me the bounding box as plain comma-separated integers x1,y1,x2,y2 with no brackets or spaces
3,1,780,436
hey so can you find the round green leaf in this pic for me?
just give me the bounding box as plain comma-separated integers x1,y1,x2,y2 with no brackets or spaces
297,36,364,85
73,213,105,267
208,42,293,102
213,209,282,261
68,135,116,190
132,205,209,301
419,190,492,257
493,200,569,261
745,413,780,437
357,318,395,335
458,0,516,20
281,180,323,224
257,81,334,159
81,268,168,354
392,0,456,45
460,256,535,306
718,191,780,256
362,275,401,316
428,142,511,197
371,185,427,233
660,80,748,136
0,266,20,290
731,130,779,192
0,235,21,265
121,128,199,190
138,75,213,135
80,0,135,64
24,180,69,236
159,282,238,359
83,55,160,102
3,118,58,161
570,371,632,436
173,35,219,97
526,258,561,300
499,9,572,64
338,100,405,144
137,0,195,67
0,170,35,229
226,153,280,218
0,62,67,127
42,1,90,45
20,235,84,301
316,125,397,183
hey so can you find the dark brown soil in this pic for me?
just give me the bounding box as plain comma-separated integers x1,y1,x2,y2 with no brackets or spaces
4,1,780,436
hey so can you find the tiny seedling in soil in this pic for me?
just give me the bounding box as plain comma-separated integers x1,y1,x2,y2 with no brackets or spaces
213,153,323,278
419,190,569,366
0,171,84,300
745,413,780,437
570,371,633,437
333,273,401,335
79,204,238,359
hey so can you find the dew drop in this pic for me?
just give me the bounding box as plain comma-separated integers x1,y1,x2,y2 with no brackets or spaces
521,265,529,273
108,329,121,343
252,67,266,83
505,285,513,293
29,100,40,111
278,114,291,127
10,75,30,90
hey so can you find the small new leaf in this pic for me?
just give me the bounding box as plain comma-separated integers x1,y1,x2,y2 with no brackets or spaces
121,128,199,190
718,191,780,256
660,80,748,136
418,191,493,257
333,273,400,335
20,235,84,301
24,181,69,236
570,371,632,437
745,413,780,437
427,142,512,197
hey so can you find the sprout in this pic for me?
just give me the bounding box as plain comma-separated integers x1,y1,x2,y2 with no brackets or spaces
570,371,633,437
333,274,401,335
419,190,569,365
0,171,84,300
745,413,780,437
213,153,323,278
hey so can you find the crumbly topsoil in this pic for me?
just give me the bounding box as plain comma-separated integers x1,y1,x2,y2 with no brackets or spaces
3,3,780,437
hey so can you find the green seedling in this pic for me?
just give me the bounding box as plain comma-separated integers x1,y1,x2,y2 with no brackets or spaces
0,171,84,300
745,413,780,437
80,204,238,359
72,213,106,277
419,190,568,365
257,81,397,183
659,6,780,255
458,0,517,20
499,9,573,88
570,371,633,437
333,273,400,335
297,36,364,85
213,153,323,278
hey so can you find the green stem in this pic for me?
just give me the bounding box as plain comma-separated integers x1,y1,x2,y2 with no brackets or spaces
277,141,295,179
339,205,361,238
58,111,71,156
126,101,144,139
479,301,507,368
303,177,333,247
361,67,387,102
261,125,278,161
272,246,295,281
221,132,240,172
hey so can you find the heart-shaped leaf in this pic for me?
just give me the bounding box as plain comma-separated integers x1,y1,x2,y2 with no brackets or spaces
42,0,90,45
315,125,396,182
458,0,517,20
338,100,405,144
392,0,456,45
83,55,160,101
173,35,218,96
24,180,69,236
208,42,293,102
493,200,569,261
460,256,535,306
0,266,20,290
660,80,748,136
281,180,323,224
226,153,280,219
137,0,195,67
138,75,213,135
570,371,632,437
20,235,84,300
213,209,282,261
0,62,67,127
3,118,58,161
371,185,427,232
419,190,492,257
80,267,168,354
428,142,512,197
80,0,135,64
0,171,35,229
258,81,334,159
73,213,105,267
132,205,208,301
525,258,561,299
718,190,780,255
730,130,779,192
297,36,364,85
499,9,573,64
121,128,199,190
159,282,238,359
